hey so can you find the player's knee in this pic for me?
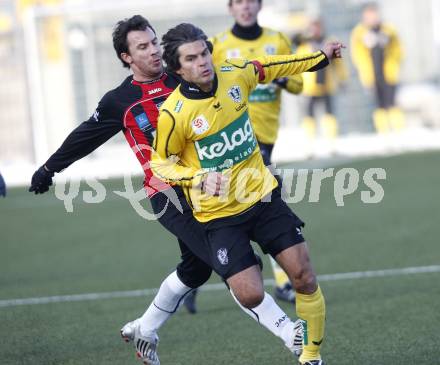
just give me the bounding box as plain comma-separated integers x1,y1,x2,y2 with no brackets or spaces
238,290,265,309
227,264,264,307
292,266,317,293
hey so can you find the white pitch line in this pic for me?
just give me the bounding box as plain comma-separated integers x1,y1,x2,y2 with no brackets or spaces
1,265,439,309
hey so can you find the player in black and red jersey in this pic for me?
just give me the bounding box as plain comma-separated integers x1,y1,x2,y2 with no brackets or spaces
29,16,211,365
29,16,303,365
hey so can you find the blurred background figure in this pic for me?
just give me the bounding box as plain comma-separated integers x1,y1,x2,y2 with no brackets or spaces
0,172,6,197
296,18,348,144
351,2,404,134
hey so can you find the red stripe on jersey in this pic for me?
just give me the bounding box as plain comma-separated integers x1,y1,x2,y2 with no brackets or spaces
123,76,175,197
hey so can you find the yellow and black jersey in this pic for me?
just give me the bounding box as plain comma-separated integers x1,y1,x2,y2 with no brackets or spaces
350,23,402,88
151,52,327,222
297,40,348,96
211,27,303,144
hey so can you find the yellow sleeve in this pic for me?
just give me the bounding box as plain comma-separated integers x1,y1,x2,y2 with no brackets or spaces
254,51,329,84
278,32,303,95
388,28,403,64
350,26,364,70
151,109,206,187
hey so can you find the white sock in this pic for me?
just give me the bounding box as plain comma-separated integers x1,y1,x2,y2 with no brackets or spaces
230,290,296,347
139,270,193,336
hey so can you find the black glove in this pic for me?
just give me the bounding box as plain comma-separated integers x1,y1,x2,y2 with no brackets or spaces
29,166,54,194
0,173,6,197
272,77,288,89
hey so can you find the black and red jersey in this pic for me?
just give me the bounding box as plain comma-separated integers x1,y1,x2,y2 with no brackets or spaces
45,73,180,197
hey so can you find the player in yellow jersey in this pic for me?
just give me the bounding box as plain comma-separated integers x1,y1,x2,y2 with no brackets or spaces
210,0,303,304
297,18,348,142
152,23,343,365
351,3,404,133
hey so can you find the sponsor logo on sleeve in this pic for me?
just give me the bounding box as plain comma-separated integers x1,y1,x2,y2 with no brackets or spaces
220,66,233,72
174,100,183,113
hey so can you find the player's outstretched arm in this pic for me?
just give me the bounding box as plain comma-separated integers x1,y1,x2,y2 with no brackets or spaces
29,165,54,194
29,115,122,194
273,32,304,95
251,42,345,84
322,41,345,60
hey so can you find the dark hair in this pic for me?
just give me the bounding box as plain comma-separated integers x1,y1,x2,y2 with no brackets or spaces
112,15,156,68
161,23,213,72
228,0,262,6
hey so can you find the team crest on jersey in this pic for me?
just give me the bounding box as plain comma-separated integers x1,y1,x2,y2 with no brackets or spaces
174,100,183,113
228,85,242,103
264,44,276,55
217,248,229,265
226,48,241,58
192,115,210,135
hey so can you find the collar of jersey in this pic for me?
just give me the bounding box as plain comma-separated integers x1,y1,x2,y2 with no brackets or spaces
179,74,218,99
231,22,262,40
131,72,167,86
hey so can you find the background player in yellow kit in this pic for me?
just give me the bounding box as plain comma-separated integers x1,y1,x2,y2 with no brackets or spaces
297,18,348,142
210,0,303,303
351,2,404,133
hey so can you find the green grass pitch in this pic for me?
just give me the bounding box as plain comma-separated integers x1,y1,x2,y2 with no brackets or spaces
1,151,440,364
